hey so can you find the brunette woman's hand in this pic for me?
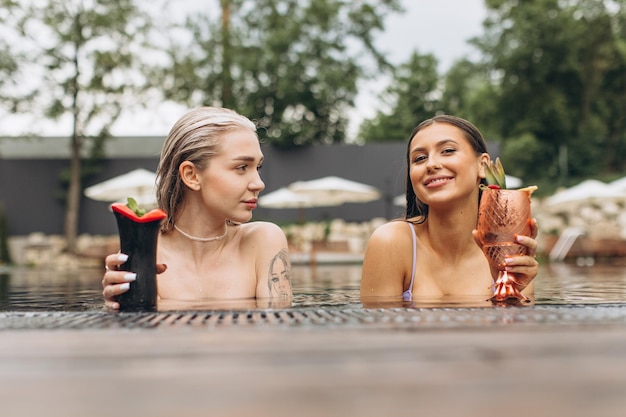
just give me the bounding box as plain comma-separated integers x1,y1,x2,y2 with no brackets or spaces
472,218,539,293
504,218,539,292
101,253,167,310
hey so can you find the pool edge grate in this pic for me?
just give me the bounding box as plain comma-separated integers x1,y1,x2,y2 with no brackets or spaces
1,303,626,330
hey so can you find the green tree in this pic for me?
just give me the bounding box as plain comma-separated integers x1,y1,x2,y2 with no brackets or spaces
438,59,501,139
152,0,402,147
0,202,11,265
472,0,626,187
358,51,441,143
0,40,19,110
0,0,152,252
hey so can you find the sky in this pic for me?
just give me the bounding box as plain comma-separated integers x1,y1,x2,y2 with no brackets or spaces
349,0,487,137
1,0,487,139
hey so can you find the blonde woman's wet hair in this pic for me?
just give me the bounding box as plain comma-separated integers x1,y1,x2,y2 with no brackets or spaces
156,107,257,233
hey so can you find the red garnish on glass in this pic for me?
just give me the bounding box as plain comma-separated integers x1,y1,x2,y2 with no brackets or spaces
111,203,166,223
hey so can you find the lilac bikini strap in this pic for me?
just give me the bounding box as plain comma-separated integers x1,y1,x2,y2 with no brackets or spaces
408,222,416,293
402,222,417,301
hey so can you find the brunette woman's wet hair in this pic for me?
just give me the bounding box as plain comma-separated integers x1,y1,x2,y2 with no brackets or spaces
156,107,257,233
403,114,489,222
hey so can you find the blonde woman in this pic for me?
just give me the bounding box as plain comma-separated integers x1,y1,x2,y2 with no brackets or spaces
102,107,292,309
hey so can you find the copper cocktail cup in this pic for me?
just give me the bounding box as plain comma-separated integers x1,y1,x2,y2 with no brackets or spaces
476,188,533,302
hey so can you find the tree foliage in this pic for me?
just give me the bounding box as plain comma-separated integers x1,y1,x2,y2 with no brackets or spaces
358,51,440,143
152,0,402,148
0,0,152,252
358,0,626,193
358,53,502,144
473,0,626,185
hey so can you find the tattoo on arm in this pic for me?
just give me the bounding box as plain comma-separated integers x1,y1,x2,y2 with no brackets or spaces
267,249,292,300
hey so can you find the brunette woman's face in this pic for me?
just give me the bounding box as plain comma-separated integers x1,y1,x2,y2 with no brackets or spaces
198,128,265,223
408,123,487,208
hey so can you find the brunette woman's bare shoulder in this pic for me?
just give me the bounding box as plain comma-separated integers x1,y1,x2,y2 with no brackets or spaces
361,220,413,297
367,220,413,248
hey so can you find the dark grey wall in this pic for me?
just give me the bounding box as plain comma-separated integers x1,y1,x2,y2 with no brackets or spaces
1,141,499,236
256,143,408,225
1,158,160,236
1,144,406,235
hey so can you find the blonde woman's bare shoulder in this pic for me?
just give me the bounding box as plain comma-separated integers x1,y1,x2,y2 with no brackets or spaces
239,221,287,241
239,222,289,272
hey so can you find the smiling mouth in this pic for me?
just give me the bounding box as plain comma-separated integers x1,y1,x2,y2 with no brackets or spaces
425,177,453,187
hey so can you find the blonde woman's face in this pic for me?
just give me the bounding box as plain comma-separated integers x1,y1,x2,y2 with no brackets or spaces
197,128,265,223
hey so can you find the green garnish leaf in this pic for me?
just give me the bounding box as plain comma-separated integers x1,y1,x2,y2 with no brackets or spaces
126,197,147,217
483,157,507,189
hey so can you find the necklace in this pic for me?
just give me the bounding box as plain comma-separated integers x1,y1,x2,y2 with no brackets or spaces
174,224,228,242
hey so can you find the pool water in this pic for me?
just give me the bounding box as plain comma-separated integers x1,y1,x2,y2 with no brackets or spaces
1,263,625,311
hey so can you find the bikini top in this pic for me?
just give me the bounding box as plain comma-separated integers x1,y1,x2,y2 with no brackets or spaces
402,222,417,301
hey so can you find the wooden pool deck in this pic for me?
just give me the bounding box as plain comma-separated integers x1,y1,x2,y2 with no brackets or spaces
2,305,626,417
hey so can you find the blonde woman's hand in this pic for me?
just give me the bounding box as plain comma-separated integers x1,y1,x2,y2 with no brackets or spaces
102,253,167,310
101,253,134,310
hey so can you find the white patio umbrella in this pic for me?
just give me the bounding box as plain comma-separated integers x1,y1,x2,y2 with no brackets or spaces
505,175,523,188
609,176,626,193
393,194,406,207
287,176,381,206
545,179,626,212
259,187,345,224
259,187,336,209
84,168,158,206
